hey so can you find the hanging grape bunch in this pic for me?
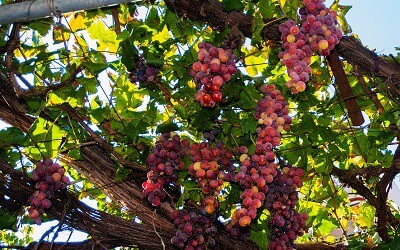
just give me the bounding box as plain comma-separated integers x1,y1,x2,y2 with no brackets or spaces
170,209,218,249
228,84,293,233
142,86,307,248
299,0,343,55
190,42,237,107
128,55,160,85
142,133,190,206
188,140,236,214
28,158,70,224
265,165,308,250
279,0,342,94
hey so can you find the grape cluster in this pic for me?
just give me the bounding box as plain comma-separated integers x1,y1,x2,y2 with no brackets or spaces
235,152,277,190
190,42,237,107
279,20,312,94
255,84,291,149
188,141,235,214
235,186,266,226
228,85,292,232
265,165,307,249
143,133,190,206
231,155,278,230
279,0,342,93
299,0,342,56
203,128,219,142
237,85,291,191
170,209,217,249
28,159,70,224
128,56,160,85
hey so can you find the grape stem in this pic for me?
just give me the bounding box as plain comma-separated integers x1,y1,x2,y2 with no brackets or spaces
153,209,166,250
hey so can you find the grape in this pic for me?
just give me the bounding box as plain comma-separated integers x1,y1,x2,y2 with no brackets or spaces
28,208,40,220
230,84,305,244
188,140,236,214
191,42,237,107
279,0,342,93
128,55,160,85
41,199,52,209
143,133,190,206
170,209,217,249
203,128,219,142
27,159,70,224
265,164,307,249
300,0,342,55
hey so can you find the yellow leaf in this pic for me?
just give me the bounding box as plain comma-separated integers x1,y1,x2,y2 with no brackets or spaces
152,26,171,43
245,54,267,77
326,235,335,243
340,217,348,229
188,80,196,89
87,21,119,53
69,13,87,32
357,203,375,228
242,46,270,77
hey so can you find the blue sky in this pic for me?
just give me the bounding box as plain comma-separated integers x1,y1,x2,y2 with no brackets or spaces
340,0,399,55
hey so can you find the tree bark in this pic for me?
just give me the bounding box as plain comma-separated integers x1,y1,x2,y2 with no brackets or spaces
327,50,364,126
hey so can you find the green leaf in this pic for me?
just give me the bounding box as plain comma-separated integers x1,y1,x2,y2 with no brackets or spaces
0,208,17,230
175,106,188,120
357,203,375,228
68,148,82,160
251,13,266,44
241,114,257,134
156,122,180,134
0,127,26,145
176,180,201,208
190,108,220,132
87,20,119,52
222,0,245,12
82,61,108,75
379,234,400,249
115,167,132,182
249,229,269,249
258,0,277,19
120,39,139,70
317,219,337,236
52,25,71,44
28,117,66,159
146,7,161,30
27,19,53,36
47,92,77,107
143,47,164,68
245,52,267,77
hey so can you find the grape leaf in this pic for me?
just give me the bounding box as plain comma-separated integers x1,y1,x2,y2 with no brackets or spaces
156,122,180,134
0,208,17,230
120,39,139,70
317,219,338,236
222,0,245,12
